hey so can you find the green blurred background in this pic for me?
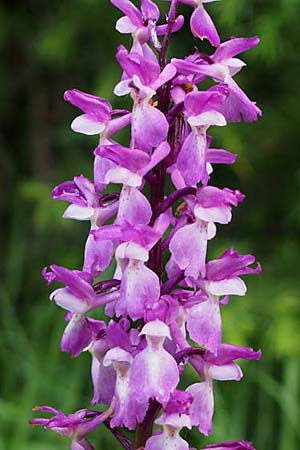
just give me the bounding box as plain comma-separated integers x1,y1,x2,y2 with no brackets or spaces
1,0,300,449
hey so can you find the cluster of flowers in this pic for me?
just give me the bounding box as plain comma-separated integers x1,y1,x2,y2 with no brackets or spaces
30,1,262,449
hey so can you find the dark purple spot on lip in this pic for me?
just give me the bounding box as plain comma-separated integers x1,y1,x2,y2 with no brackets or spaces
99,193,119,207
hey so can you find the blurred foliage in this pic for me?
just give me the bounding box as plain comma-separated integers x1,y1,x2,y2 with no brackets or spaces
0,1,300,450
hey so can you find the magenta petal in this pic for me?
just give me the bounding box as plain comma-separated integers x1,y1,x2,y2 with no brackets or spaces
206,343,262,365
221,77,262,123
111,0,142,27
190,6,220,47
96,143,150,172
170,222,208,279
187,297,222,355
49,265,95,301
132,102,169,151
83,234,113,277
94,154,117,189
64,89,112,121
141,0,160,21
187,380,214,435
141,141,171,176
61,314,92,357
117,262,160,320
177,130,207,186
213,36,260,62
117,186,152,225
206,148,238,165
91,355,116,405
185,87,228,116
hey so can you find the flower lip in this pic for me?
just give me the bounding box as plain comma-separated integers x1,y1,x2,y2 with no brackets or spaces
140,319,171,338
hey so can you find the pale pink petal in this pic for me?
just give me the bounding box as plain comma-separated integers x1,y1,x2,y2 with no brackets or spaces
63,204,95,221
194,204,232,224
105,167,142,187
116,16,137,33
188,111,226,127
206,277,247,296
207,362,243,381
71,114,106,135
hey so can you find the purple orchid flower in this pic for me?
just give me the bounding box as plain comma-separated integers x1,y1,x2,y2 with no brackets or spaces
52,175,117,275
172,36,262,122
176,85,228,186
170,187,245,279
114,45,176,151
29,406,112,450
89,318,139,406
144,391,193,450
186,248,261,354
103,346,147,429
186,344,261,435
130,320,180,405
42,265,119,356
64,88,131,137
112,0,184,53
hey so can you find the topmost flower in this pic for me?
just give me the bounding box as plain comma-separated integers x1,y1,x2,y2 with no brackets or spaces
164,0,221,47
112,0,184,53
